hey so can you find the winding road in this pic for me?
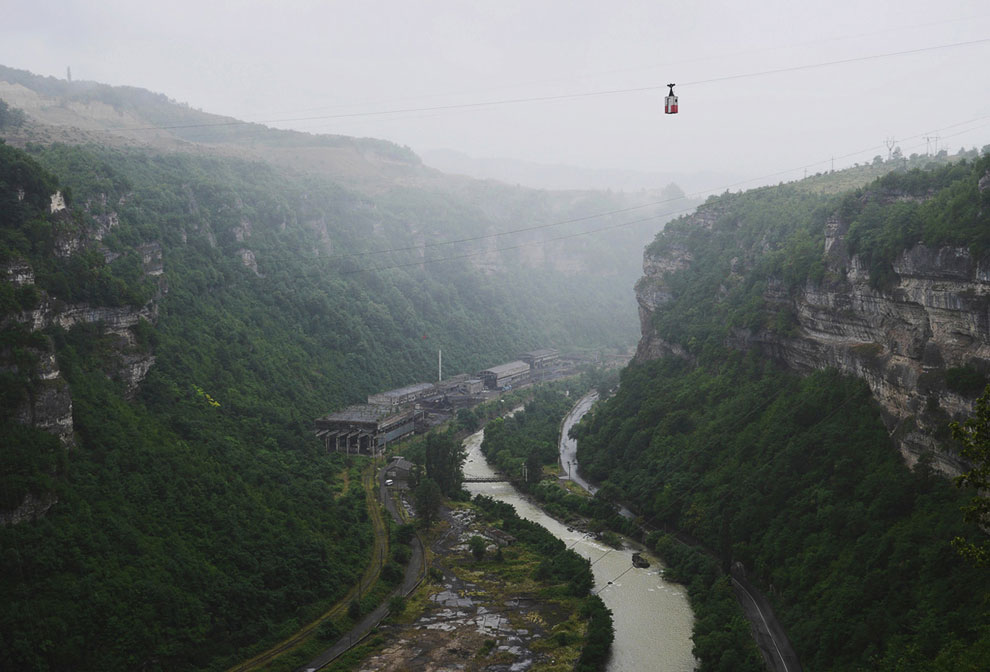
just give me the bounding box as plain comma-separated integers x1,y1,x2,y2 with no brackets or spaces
559,392,802,672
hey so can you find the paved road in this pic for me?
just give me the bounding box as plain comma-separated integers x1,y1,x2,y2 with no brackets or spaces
296,469,424,672
558,391,634,519
731,565,802,672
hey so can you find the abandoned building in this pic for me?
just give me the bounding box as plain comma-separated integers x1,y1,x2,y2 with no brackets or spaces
520,348,559,369
315,404,422,455
479,360,531,390
384,456,415,485
367,382,436,407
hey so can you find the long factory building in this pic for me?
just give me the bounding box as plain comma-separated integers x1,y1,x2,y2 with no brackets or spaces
315,348,560,454
315,404,421,455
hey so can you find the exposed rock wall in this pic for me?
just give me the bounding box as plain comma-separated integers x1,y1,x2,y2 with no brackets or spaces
1,195,164,524
635,205,990,475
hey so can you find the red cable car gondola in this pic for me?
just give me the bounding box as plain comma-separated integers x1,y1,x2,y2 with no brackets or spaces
664,83,678,114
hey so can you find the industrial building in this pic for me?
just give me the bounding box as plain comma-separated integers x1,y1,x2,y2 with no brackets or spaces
315,404,422,455
368,382,436,407
479,360,531,390
520,348,559,369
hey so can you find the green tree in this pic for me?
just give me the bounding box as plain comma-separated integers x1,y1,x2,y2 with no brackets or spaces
388,595,406,615
457,407,479,432
950,385,990,568
0,100,26,129
424,430,465,497
468,535,487,561
413,477,443,527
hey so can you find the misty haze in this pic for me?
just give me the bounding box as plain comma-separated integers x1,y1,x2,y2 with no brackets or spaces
2,2,989,671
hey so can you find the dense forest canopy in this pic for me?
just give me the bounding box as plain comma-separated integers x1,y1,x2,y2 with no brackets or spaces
576,154,990,670
0,128,651,671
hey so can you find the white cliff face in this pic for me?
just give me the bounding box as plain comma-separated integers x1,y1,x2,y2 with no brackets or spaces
49,190,66,213
635,205,990,475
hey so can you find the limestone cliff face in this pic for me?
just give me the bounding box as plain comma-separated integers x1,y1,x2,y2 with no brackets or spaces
1,196,164,524
635,200,990,475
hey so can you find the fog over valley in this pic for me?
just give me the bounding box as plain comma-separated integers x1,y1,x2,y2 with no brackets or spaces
2,3,989,672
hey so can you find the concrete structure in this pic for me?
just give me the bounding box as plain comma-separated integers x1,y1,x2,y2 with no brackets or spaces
368,382,435,407
436,373,468,393
461,378,484,395
479,361,530,390
520,348,559,369
315,404,421,455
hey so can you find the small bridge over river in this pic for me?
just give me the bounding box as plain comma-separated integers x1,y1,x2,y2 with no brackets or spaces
462,476,510,483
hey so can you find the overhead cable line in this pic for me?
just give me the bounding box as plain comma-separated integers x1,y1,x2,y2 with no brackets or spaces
323,112,990,267
340,210,679,275
329,199,679,260
240,14,990,122
112,38,990,134
338,130,980,276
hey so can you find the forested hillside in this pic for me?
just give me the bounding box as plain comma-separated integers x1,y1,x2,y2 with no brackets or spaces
575,156,990,670
0,106,651,672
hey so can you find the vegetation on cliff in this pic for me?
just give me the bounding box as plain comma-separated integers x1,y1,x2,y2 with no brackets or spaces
585,155,990,669
573,349,990,670
643,152,990,358
0,133,637,671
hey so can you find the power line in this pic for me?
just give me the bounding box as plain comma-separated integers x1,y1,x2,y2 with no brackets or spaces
109,37,990,134
329,198,684,260
236,14,990,123
323,114,990,273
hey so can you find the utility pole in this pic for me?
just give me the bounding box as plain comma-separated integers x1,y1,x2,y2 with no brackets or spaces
885,137,896,161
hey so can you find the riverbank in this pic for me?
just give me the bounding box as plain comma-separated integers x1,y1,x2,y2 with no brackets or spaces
465,425,697,672
561,391,798,672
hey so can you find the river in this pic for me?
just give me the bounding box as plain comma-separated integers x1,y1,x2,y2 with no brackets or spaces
462,396,697,671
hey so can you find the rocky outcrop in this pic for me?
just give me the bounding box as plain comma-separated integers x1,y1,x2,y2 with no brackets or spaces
0,492,57,526
635,204,990,475
9,343,75,445
2,196,165,524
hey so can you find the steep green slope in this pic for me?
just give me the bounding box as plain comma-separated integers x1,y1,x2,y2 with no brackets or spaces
575,158,990,670
575,356,989,670
0,144,377,670
0,135,637,672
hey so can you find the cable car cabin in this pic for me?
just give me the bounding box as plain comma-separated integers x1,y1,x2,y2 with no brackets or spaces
664,83,678,114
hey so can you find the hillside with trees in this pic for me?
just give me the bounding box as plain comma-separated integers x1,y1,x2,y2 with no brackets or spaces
574,155,990,670
0,97,656,671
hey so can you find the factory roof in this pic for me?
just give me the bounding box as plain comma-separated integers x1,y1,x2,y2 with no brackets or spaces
375,382,434,399
521,348,559,359
481,360,531,376
318,404,401,424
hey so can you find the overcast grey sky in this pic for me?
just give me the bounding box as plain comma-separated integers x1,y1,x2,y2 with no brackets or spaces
3,0,990,186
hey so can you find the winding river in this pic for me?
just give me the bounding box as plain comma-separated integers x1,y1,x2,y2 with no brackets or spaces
463,395,697,671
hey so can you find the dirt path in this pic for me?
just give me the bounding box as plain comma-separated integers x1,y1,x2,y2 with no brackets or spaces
227,463,391,672
294,470,425,672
